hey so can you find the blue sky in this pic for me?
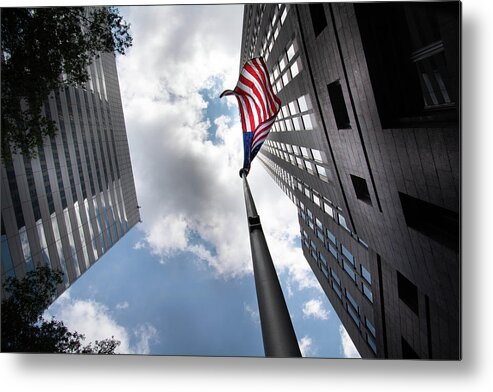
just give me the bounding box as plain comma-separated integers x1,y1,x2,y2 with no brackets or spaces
46,4,359,359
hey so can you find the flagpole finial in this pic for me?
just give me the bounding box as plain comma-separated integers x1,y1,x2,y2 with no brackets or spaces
239,168,249,178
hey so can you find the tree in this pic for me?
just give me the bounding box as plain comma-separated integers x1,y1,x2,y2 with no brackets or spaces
1,7,132,162
1,265,121,353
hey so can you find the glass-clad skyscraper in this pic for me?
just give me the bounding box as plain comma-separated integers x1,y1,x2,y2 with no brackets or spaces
240,3,460,359
1,49,140,296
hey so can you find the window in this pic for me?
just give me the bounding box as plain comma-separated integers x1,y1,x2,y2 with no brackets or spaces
292,116,303,130
347,304,360,327
362,283,373,303
332,281,342,300
344,260,356,282
397,271,419,315
367,334,377,354
331,269,341,286
365,317,376,337
1,234,14,278
350,174,372,205
316,164,328,180
328,80,351,129
398,192,459,251
361,265,372,284
288,101,298,115
291,59,301,78
359,238,369,249
338,214,350,231
325,203,334,218
300,146,310,159
345,289,359,311
312,149,323,162
328,243,338,260
302,114,313,129
298,95,309,112
341,245,355,265
326,229,336,244
309,3,327,37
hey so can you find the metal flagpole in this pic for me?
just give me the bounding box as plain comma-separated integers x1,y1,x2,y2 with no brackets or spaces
240,169,302,358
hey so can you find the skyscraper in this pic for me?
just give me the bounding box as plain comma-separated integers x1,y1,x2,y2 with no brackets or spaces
241,2,460,359
1,49,140,297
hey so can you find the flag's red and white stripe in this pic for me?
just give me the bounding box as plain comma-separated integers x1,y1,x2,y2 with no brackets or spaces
221,57,281,158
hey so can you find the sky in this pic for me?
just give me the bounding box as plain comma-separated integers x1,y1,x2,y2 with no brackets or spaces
45,4,359,359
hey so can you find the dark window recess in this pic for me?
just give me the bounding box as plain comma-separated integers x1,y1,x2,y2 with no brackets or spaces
328,81,351,129
354,3,458,127
309,3,327,37
398,192,459,251
401,337,420,359
397,271,419,315
350,175,372,205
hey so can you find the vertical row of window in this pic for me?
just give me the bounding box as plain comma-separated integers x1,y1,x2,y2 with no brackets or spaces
75,89,96,196
270,37,302,95
264,139,330,182
83,90,104,192
245,5,266,60
37,141,55,214
5,160,25,229
1,217,15,278
301,223,376,354
23,157,41,221
56,91,78,205
259,4,289,61
48,97,68,210
65,88,86,201
271,94,314,133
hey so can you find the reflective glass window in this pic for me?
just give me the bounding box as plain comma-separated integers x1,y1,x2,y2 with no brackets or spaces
361,265,372,284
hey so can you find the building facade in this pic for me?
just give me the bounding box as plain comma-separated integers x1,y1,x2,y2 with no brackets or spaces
240,2,460,359
1,50,140,297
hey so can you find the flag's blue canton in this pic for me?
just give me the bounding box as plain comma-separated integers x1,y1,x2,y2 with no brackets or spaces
243,132,254,171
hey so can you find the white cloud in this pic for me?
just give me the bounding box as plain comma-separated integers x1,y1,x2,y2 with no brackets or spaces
133,240,146,250
339,324,361,358
133,324,159,354
116,301,129,310
302,299,330,320
45,293,157,354
298,335,317,357
243,303,259,323
117,5,319,292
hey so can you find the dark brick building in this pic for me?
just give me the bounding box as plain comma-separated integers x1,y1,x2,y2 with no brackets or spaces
240,2,460,359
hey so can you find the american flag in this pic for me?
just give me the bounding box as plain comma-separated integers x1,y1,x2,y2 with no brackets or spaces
220,57,281,173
